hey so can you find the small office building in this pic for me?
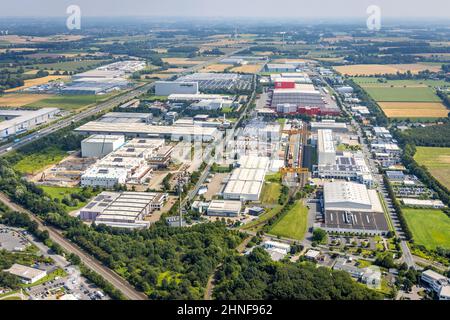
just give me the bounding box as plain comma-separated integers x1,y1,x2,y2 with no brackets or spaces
207,200,242,217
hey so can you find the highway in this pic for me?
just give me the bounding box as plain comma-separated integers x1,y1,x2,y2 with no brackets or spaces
0,192,147,300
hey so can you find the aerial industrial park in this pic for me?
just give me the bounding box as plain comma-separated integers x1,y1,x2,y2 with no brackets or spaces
0,0,449,308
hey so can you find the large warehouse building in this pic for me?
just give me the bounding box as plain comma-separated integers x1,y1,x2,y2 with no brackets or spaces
155,81,199,96
0,108,59,138
75,121,219,142
271,84,325,108
81,135,125,158
72,69,124,80
79,191,167,229
98,112,152,124
5,264,47,284
223,155,270,201
81,138,168,187
176,73,253,92
81,167,128,188
321,181,388,235
207,200,242,217
270,72,312,84
61,79,127,95
266,64,298,73
318,129,336,166
310,120,348,132
315,129,373,186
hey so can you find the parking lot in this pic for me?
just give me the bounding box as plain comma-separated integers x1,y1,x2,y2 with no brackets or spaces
328,235,376,250
203,172,228,200
27,266,109,300
177,73,253,92
0,226,30,251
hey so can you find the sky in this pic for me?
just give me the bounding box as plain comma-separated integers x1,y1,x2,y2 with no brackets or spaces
0,0,449,19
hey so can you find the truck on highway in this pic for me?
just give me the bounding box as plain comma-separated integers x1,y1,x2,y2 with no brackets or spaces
5,147,12,152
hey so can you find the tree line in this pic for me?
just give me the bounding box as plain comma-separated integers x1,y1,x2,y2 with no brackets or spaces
213,248,383,300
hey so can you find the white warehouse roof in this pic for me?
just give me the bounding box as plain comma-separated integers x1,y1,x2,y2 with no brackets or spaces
310,121,347,131
207,200,242,216
324,181,383,213
6,264,47,282
223,180,263,201
238,155,270,170
318,129,335,153
230,168,266,182
75,121,218,140
0,108,59,132
82,134,125,144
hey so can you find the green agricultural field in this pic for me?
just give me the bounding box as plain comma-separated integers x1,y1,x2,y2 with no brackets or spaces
13,147,67,175
414,147,450,190
26,94,116,110
352,77,449,89
363,86,441,102
31,59,110,72
260,180,282,205
403,208,450,250
242,173,284,231
269,201,308,241
221,106,234,113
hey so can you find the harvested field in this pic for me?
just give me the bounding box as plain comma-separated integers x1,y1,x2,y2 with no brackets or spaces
201,64,232,73
161,68,186,73
335,63,442,76
379,102,449,118
202,39,249,47
5,75,69,93
314,57,346,62
0,34,84,44
230,64,262,74
162,58,205,66
145,73,173,79
254,51,273,56
0,93,51,107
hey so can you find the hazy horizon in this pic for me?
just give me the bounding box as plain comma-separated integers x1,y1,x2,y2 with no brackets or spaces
1,0,449,19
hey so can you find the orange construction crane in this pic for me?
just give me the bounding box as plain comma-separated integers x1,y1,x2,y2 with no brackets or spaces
282,128,308,135
280,125,310,180
279,167,309,174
